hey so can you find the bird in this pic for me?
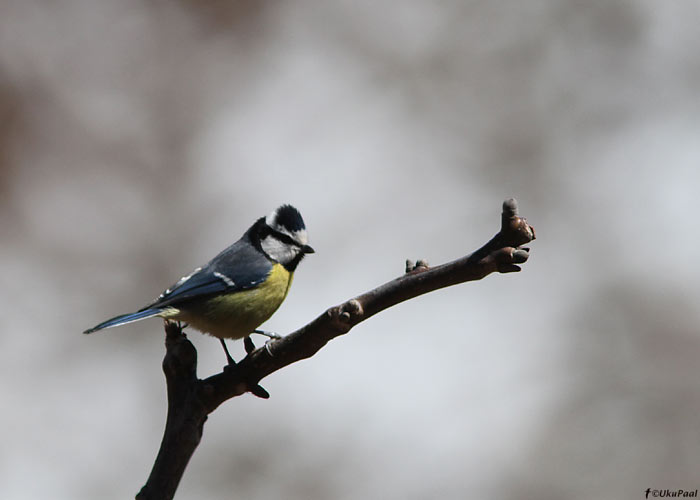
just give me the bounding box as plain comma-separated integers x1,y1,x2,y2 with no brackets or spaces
84,204,314,365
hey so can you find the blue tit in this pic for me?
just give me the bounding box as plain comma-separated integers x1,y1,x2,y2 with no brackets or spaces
84,204,314,363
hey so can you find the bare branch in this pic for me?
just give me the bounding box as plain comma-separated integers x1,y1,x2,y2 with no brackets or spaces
136,198,535,500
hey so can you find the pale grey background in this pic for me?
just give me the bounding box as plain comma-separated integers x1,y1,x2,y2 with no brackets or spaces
1,1,699,499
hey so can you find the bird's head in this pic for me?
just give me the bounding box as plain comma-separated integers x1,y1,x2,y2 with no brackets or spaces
256,204,314,270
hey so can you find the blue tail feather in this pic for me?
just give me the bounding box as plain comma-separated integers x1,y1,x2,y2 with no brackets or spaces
83,308,162,334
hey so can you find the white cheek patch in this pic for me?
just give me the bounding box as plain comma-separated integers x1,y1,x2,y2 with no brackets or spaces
292,229,308,246
261,235,300,264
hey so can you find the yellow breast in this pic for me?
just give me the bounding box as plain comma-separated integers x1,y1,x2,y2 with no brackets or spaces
164,263,294,340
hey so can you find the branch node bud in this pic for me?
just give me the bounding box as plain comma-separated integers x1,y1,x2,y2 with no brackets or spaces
406,259,429,273
338,299,363,324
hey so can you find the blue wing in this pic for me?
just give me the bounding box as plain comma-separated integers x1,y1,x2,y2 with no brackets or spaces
142,238,272,310
83,236,272,334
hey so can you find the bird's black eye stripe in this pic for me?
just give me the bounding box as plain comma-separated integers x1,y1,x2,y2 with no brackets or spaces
271,229,302,247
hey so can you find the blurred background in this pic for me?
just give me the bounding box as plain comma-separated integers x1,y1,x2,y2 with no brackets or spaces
2,1,699,499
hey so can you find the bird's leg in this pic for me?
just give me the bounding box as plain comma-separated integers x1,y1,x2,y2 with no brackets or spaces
219,339,236,366
252,329,282,340
243,336,256,354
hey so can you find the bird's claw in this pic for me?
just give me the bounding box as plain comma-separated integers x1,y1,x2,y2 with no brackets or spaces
253,329,282,340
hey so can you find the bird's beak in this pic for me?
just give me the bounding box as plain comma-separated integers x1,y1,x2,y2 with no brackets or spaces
301,244,315,254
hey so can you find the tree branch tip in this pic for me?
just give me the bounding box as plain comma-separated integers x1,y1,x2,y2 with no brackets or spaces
515,218,535,241
498,199,535,246
502,198,519,216
512,248,530,264
490,246,530,273
248,384,270,399
498,264,522,273
499,217,535,248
